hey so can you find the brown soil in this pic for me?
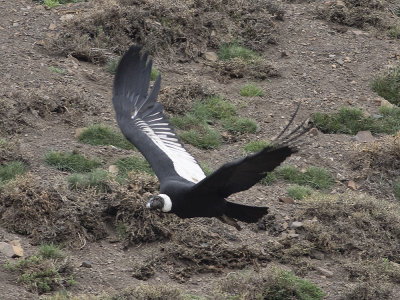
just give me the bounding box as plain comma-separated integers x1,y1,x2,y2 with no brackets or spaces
1,0,400,299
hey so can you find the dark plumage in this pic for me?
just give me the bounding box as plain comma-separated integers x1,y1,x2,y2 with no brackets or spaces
112,45,310,227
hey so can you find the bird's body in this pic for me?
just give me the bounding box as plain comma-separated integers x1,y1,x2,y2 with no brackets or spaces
112,45,309,227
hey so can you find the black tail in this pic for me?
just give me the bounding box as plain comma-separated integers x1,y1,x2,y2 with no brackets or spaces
225,201,268,223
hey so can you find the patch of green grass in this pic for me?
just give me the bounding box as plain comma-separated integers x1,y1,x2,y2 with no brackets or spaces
49,66,65,74
394,180,400,200
260,172,277,185
150,68,160,81
261,165,335,190
44,151,101,173
222,117,257,134
0,161,25,185
244,140,272,153
240,83,264,97
312,107,379,135
218,43,258,61
44,0,60,8
194,96,238,120
388,25,400,39
170,113,199,130
180,126,222,149
264,270,324,300
106,57,120,74
199,162,213,176
4,253,74,294
313,106,400,135
115,157,154,178
77,124,135,150
67,169,110,191
0,138,5,147
372,68,400,106
288,184,314,200
39,243,65,259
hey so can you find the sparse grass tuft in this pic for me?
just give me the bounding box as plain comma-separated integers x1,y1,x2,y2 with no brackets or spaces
244,140,272,153
106,57,120,74
218,268,324,300
218,43,258,61
240,83,264,97
180,126,222,149
394,180,400,200
260,172,277,185
372,68,400,106
67,169,110,191
44,0,60,8
0,161,25,185
388,25,400,39
115,156,154,178
77,124,135,150
44,151,101,173
49,66,65,74
261,165,335,190
288,184,314,200
150,68,160,81
39,243,65,259
193,96,237,120
313,106,400,135
199,162,213,176
222,117,257,134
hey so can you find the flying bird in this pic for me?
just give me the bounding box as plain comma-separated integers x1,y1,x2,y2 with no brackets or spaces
112,45,310,228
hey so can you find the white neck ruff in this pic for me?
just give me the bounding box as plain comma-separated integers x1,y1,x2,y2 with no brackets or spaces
159,194,172,212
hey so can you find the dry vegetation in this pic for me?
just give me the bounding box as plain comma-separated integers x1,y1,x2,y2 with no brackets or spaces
0,0,399,299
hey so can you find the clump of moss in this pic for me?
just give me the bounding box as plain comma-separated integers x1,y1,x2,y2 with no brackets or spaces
44,151,101,173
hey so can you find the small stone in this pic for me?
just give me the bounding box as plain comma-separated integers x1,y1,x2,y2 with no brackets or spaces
60,14,74,22
316,266,334,277
282,222,288,230
291,221,303,228
81,261,93,268
108,165,119,174
362,111,371,118
204,51,217,62
0,242,19,258
75,127,86,139
328,54,336,58
372,114,382,119
279,197,295,204
344,57,351,62
324,1,334,6
348,180,357,190
9,240,23,257
288,233,299,238
309,127,319,136
336,58,344,65
281,51,289,58
310,250,325,260
380,99,394,108
354,131,374,143
13,22,19,27
331,64,337,69
48,23,56,30
336,0,345,7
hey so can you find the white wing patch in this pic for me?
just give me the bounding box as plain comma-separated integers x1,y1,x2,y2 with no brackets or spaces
134,112,206,183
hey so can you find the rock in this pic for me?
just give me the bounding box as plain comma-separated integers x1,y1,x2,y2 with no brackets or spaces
282,222,288,230
309,128,319,136
291,221,303,228
60,14,74,22
316,266,334,277
0,242,22,258
372,114,382,119
81,261,93,268
75,127,86,139
336,58,344,65
108,165,119,175
279,197,295,204
9,240,23,257
48,23,56,30
281,51,289,58
310,250,325,260
354,131,374,143
335,0,345,8
204,51,217,62
347,180,357,190
12,22,19,27
380,99,394,108
288,233,299,238
0,242,15,257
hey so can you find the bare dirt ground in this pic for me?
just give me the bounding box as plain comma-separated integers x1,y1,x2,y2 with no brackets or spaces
0,0,400,299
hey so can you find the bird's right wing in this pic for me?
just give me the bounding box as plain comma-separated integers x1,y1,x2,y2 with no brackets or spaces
113,45,206,185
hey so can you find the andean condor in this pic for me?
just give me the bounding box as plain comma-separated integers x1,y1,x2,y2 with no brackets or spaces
112,45,310,228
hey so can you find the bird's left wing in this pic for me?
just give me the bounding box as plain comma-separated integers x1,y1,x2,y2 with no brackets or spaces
112,45,206,185
188,145,296,199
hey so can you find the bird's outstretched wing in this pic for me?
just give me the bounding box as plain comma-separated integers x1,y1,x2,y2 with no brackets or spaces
112,45,206,185
190,119,311,198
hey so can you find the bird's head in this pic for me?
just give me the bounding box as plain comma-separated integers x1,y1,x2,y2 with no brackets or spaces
146,194,172,212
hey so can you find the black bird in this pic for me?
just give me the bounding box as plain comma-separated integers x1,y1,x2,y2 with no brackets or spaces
113,45,310,227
